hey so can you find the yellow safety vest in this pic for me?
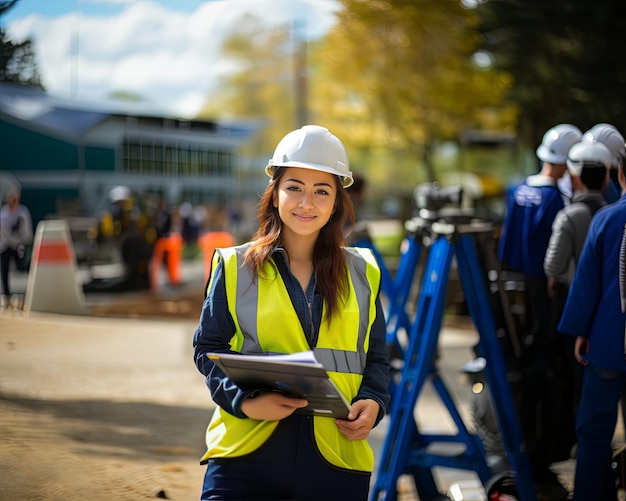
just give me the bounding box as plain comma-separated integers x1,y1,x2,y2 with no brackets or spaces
201,243,381,472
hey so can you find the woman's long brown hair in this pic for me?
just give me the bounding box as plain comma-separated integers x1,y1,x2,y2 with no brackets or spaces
244,168,356,321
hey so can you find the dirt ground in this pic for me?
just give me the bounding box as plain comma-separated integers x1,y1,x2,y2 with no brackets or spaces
0,288,214,501
0,285,436,501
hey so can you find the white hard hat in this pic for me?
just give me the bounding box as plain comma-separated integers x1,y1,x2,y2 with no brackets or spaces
566,141,612,177
582,123,625,168
536,124,582,164
265,125,353,188
109,185,132,203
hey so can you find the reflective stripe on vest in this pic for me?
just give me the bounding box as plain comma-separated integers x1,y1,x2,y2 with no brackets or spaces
202,243,381,471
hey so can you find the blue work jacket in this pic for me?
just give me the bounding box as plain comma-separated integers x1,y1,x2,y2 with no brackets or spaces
558,195,626,371
498,175,565,278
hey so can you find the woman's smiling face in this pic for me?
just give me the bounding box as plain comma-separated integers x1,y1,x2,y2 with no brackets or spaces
274,167,337,241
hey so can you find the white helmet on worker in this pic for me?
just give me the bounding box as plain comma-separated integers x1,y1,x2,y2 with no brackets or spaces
582,123,625,168
109,185,132,203
536,124,582,164
566,141,612,177
265,125,353,188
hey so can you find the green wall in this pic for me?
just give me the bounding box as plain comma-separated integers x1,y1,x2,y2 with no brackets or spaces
85,146,115,171
0,121,78,170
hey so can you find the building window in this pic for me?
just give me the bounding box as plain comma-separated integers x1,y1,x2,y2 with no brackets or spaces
122,139,234,177
125,142,141,173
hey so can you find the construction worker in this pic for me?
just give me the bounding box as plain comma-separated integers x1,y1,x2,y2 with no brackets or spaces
557,141,626,500
584,123,626,455
84,186,154,292
543,140,613,469
192,125,390,500
0,188,33,303
545,139,612,331
497,123,582,499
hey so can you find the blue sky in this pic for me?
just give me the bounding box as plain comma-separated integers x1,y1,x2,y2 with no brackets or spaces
3,0,339,117
3,0,208,23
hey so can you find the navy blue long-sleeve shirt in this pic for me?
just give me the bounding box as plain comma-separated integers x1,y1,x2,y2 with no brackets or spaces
558,195,626,371
193,248,390,424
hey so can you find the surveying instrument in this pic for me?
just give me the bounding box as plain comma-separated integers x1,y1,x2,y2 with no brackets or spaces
360,184,536,501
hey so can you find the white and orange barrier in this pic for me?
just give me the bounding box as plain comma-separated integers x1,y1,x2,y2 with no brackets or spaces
197,231,235,284
24,219,88,315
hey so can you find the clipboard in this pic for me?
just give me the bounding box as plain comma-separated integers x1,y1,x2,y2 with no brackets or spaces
207,351,352,419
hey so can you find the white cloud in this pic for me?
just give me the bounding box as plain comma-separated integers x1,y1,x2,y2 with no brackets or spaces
6,0,339,118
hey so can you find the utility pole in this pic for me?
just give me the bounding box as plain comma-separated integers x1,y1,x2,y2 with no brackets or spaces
293,18,308,128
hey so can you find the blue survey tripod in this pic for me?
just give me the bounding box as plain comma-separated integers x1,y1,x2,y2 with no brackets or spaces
370,212,536,501
353,220,426,401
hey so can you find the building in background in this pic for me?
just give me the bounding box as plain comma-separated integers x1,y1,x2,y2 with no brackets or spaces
0,82,263,234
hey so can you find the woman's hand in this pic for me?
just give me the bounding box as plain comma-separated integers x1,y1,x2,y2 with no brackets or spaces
241,391,308,421
335,398,380,441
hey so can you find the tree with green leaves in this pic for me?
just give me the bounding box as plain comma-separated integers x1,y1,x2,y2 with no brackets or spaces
308,0,517,187
0,0,44,88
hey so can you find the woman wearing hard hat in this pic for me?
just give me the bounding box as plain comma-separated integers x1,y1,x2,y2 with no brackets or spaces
192,125,390,500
